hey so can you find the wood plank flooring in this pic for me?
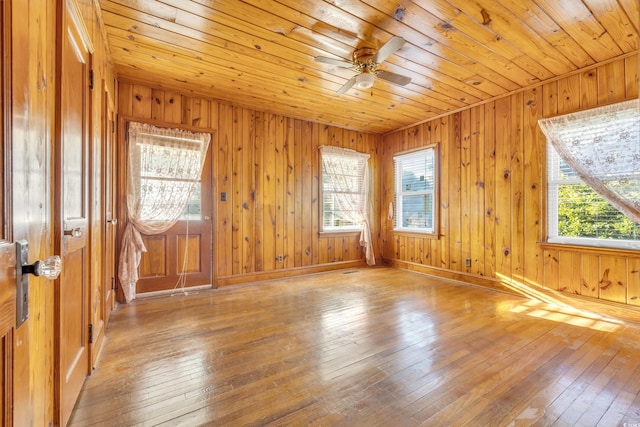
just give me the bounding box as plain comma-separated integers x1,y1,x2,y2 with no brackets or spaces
69,267,640,426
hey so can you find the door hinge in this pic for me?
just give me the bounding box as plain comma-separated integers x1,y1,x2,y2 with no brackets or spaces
111,120,115,134
111,277,116,290
89,70,94,90
88,323,93,344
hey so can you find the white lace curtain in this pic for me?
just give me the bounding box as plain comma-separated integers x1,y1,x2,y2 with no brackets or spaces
118,122,211,302
538,99,640,224
319,145,375,265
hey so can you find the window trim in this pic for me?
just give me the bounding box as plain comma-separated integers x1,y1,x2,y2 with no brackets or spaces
124,119,212,223
393,145,439,236
319,146,369,233
546,139,640,251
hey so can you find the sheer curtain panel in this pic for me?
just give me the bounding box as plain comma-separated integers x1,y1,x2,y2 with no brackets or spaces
538,99,640,224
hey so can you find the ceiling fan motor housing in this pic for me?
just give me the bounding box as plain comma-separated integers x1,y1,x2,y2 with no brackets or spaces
352,47,378,71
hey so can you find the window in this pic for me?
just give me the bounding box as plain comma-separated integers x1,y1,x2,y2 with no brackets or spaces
135,134,205,222
543,99,640,250
394,147,436,234
547,143,640,249
320,146,370,231
126,121,210,225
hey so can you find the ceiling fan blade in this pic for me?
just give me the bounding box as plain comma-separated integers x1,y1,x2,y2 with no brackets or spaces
314,56,353,68
373,36,406,64
337,76,357,94
376,70,411,86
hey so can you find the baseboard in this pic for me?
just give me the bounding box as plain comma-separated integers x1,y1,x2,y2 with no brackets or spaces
383,258,510,292
215,260,367,287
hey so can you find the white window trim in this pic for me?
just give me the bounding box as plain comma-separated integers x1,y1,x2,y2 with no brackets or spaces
546,140,640,250
393,146,437,235
319,146,369,232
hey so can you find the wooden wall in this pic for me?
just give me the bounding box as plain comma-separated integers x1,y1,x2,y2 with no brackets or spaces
381,54,640,313
9,0,114,424
117,83,382,287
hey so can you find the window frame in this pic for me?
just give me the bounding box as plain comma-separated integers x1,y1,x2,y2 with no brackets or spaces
319,147,369,233
393,145,439,236
546,140,640,250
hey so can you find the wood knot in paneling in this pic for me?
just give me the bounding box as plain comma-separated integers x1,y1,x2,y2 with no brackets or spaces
480,9,492,25
599,268,612,290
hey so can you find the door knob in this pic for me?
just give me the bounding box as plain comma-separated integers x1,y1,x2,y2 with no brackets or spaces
106,218,118,225
64,227,82,237
22,255,62,279
203,215,211,221
16,240,62,328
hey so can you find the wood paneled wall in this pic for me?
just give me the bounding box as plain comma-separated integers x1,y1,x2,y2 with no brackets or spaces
381,54,639,311
117,83,382,286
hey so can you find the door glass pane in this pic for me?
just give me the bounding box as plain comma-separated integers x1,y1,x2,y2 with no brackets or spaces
181,183,201,220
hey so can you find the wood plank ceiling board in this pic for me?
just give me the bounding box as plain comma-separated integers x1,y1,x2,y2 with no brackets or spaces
99,0,639,134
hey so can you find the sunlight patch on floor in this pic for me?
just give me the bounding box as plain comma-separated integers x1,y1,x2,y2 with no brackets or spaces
496,274,623,332
509,300,621,332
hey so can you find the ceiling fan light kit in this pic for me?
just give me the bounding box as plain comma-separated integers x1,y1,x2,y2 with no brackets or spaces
355,73,375,89
314,36,411,94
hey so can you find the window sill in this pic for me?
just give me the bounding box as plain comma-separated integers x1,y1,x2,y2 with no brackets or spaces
392,230,440,240
319,230,362,238
539,242,640,257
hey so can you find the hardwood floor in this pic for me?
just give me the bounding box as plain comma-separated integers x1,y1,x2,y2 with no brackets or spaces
69,267,640,426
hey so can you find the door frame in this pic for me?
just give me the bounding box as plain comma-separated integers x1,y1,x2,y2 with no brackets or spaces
102,81,116,323
1,0,11,240
0,1,14,425
54,0,94,424
116,115,214,301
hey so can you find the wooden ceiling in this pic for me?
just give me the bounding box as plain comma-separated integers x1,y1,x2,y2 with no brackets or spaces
99,0,639,134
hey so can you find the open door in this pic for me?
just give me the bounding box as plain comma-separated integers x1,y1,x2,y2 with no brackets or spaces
54,1,93,424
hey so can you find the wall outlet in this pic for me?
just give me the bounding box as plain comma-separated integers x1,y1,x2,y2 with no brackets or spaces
277,255,284,263
465,258,471,267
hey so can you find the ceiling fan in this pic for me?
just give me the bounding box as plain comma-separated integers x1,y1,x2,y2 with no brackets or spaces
314,36,411,94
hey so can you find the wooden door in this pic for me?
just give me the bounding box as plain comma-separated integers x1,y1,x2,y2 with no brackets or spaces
102,83,116,325
136,141,213,295
55,2,92,425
